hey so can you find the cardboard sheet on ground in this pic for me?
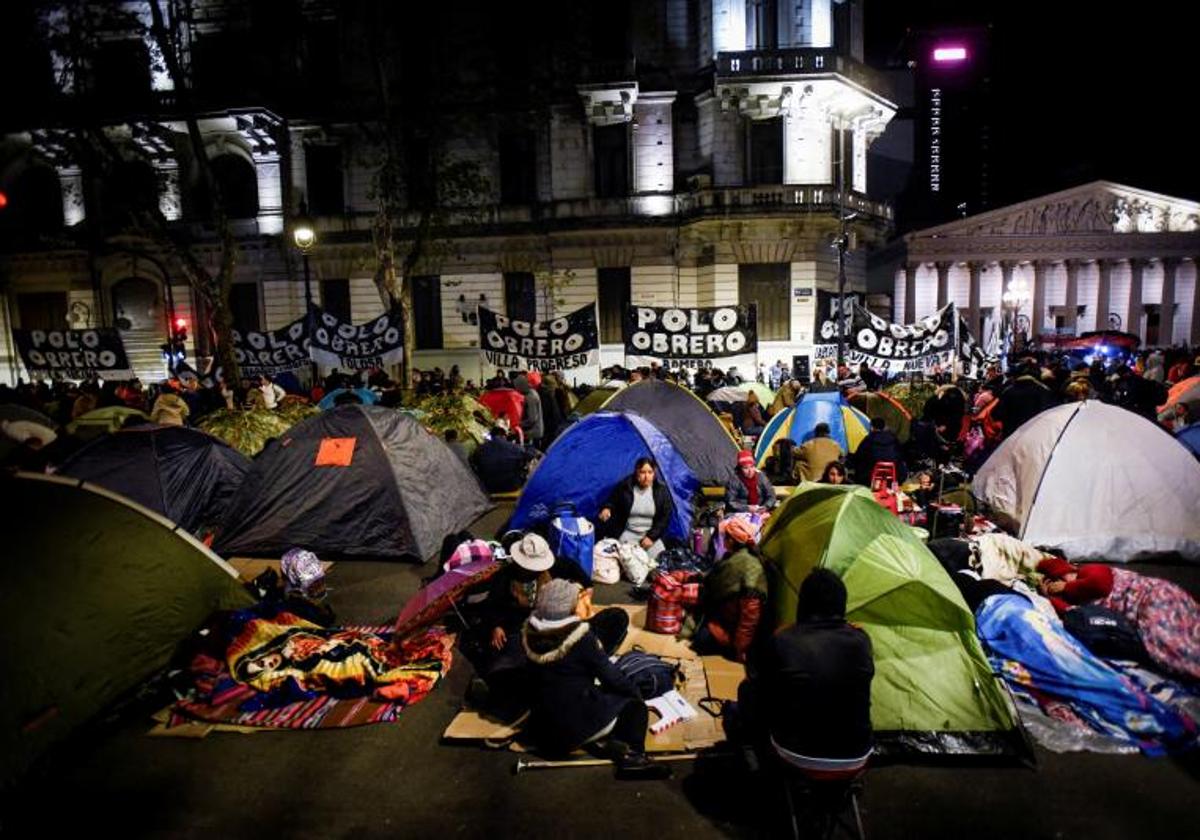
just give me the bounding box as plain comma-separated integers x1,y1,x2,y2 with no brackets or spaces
442,604,746,754
227,557,334,582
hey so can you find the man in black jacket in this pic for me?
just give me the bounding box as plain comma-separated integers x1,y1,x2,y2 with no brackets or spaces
471,426,533,492
735,569,874,771
994,364,1058,438
853,416,908,482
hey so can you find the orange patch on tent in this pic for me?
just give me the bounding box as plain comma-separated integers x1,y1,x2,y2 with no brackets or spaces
315,437,356,466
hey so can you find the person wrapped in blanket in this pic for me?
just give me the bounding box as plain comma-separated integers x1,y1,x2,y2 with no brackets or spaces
693,517,768,663
461,533,628,721
1037,556,1200,683
522,579,671,780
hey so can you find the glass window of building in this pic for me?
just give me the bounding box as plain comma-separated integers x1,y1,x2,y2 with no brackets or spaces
749,117,783,185
503,272,537,323
593,124,630,198
738,263,790,340
320,278,351,323
597,267,631,343
412,275,443,350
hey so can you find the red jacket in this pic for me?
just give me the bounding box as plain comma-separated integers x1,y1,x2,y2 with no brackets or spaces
1037,556,1114,614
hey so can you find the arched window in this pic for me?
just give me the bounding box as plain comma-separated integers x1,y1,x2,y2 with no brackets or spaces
0,165,63,245
211,154,259,219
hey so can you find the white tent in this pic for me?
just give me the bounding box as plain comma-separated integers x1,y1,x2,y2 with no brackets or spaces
973,400,1200,562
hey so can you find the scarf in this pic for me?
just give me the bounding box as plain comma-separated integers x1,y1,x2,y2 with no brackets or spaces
739,470,760,507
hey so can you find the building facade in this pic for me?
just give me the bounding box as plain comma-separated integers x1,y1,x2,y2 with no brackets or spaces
874,182,1200,351
0,0,896,386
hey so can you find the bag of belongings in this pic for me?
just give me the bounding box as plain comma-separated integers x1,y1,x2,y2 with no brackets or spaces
615,650,680,699
591,538,623,585
645,570,702,635
549,502,595,577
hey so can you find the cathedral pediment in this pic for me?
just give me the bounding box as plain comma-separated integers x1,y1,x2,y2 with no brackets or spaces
911,182,1200,239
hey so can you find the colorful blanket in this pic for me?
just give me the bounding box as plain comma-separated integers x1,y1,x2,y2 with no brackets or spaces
977,594,1196,756
171,613,454,730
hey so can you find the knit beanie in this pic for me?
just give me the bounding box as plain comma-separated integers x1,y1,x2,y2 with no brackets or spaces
533,579,582,623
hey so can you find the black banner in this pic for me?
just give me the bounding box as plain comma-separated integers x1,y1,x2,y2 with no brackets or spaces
852,303,956,361
478,303,599,372
623,304,758,372
814,291,860,348
15,328,133,380
308,306,405,371
232,315,311,376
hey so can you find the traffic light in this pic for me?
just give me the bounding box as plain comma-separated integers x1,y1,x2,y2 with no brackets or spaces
172,317,189,344
0,190,8,210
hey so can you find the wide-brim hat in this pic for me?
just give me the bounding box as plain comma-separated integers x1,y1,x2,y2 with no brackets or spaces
510,533,555,572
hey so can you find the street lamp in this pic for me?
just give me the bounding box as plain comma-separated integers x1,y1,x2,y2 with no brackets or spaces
292,200,318,384
1001,276,1030,359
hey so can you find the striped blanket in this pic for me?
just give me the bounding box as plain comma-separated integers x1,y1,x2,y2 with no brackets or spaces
171,620,454,730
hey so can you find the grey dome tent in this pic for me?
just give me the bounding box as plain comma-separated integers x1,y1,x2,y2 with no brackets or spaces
603,379,740,485
214,405,493,561
1,473,251,784
57,425,250,535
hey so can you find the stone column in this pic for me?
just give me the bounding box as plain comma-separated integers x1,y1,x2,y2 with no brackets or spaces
967,261,982,341
254,152,284,236
935,261,951,309
1064,259,1080,335
57,166,86,227
1096,259,1113,330
904,262,918,324
154,161,182,221
1159,258,1178,346
1031,260,1048,340
1127,258,1145,341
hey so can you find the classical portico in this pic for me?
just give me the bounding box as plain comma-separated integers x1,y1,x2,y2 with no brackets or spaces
879,182,1200,350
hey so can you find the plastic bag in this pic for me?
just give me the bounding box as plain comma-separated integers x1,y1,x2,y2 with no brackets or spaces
617,542,655,586
592,538,622,585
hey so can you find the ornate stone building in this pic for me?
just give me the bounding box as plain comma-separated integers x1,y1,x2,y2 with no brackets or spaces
0,0,897,385
874,182,1200,351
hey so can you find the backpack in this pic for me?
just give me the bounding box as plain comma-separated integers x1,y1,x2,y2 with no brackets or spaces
1063,604,1150,664
615,650,679,699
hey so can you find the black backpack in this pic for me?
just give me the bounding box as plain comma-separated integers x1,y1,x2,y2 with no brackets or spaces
615,650,680,699
1063,605,1149,664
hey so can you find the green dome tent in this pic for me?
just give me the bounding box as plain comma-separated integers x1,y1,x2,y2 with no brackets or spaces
759,484,1022,756
1,473,251,784
573,385,619,416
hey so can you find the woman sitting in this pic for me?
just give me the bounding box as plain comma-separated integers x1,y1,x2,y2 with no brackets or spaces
741,391,767,438
725,449,777,514
597,457,674,560
522,579,670,780
698,518,768,663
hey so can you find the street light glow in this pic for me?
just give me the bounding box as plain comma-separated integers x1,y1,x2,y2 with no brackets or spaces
933,46,968,63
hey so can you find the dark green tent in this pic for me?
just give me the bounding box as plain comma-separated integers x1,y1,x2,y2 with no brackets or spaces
1,473,251,784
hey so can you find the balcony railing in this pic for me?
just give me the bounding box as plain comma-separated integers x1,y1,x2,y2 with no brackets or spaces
717,48,888,97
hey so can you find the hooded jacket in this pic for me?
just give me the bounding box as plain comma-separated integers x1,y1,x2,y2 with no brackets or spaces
514,375,544,441
522,618,641,753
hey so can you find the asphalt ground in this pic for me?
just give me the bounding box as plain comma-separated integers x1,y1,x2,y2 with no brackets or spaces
3,503,1198,839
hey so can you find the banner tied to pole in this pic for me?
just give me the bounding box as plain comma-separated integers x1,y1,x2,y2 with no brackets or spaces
232,316,311,376
309,306,405,371
623,304,758,374
815,302,980,376
14,328,133,380
478,303,599,372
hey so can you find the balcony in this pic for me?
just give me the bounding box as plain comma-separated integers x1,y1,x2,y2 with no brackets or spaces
717,48,890,99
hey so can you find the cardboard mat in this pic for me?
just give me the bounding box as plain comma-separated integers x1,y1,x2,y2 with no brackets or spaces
442,604,746,755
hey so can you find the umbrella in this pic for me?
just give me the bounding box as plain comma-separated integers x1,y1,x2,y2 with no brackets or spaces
393,559,501,639
1159,375,1200,418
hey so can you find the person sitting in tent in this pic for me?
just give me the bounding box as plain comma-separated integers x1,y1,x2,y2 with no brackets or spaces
793,423,844,483
820,460,847,485
734,569,875,773
725,450,777,514
522,579,670,780
471,426,534,492
853,416,908,483
697,518,767,663
741,391,768,438
1037,557,1200,683
597,457,674,560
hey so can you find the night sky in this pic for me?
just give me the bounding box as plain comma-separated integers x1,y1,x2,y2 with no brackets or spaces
865,1,1199,207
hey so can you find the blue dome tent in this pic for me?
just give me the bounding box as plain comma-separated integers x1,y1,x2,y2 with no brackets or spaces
754,391,871,467
509,412,699,540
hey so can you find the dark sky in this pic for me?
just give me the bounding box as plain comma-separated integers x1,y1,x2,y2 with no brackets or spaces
864,1,1199,206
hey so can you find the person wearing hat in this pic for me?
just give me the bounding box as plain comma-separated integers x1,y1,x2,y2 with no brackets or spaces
724,449,777,514
522,579,670,780
463,534,626,721
696,518,768,663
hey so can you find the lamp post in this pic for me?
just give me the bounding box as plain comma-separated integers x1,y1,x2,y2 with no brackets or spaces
1001,276,1030,362
292,201,318,386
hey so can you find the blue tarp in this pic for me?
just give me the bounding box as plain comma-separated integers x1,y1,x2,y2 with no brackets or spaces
977,594,1195,755
509,411,698,540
